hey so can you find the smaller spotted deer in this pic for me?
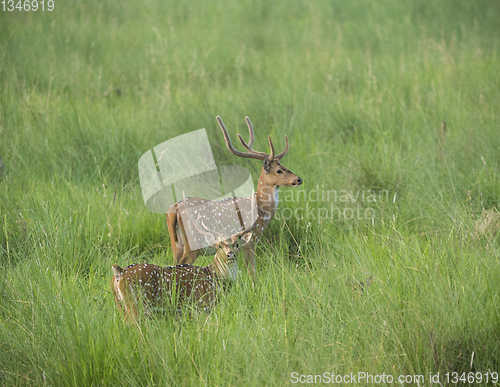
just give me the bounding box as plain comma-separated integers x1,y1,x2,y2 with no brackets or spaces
112,194,254,318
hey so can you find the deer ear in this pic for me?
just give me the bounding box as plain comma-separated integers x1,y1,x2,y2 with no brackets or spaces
263,157,271,172
240,233,253,246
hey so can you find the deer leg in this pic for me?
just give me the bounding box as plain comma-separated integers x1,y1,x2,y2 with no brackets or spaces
171,235,184,264
167,212,184,263
175,215,202,264
178,245,201,265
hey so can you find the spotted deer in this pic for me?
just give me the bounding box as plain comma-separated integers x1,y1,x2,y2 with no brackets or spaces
112,194,254,318
167,115,302,275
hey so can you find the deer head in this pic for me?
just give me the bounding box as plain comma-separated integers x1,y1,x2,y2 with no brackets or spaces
217,116,303,188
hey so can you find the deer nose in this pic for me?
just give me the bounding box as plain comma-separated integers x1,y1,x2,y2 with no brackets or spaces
227,252,235,260
295,177,303,186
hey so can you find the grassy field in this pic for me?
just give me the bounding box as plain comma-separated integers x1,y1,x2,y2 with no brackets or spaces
1,0,500,385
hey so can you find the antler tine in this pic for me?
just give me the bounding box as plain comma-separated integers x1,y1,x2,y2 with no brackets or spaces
244,116,255,148
200,219,217,236
217,116,265,160
275,135,289,160
237,133,269,158
267,136,275,161
237,116,273,158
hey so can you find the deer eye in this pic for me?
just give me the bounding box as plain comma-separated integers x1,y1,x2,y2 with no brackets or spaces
277,169,283,174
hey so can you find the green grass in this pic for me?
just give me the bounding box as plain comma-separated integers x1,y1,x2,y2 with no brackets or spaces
1,0,500,385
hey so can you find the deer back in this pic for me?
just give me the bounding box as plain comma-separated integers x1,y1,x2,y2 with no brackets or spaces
112,263,221,318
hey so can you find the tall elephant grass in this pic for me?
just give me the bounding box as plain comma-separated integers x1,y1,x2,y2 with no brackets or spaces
1,0,500,385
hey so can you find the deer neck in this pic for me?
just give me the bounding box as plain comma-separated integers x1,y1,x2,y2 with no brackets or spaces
201,264,215,279
203,263,225,282
255,168,280,229
202,263,231,291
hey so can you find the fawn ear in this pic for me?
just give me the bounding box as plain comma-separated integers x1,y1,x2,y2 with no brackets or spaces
240,233,253,246
112,264,123,277
263,157,271,172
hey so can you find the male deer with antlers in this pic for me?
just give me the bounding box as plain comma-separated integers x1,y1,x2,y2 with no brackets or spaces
167,116,302,275
112,194,254,318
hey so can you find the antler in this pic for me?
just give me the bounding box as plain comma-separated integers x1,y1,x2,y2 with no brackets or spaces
275,135,289,160
217,116,265,160
217,116,289,161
